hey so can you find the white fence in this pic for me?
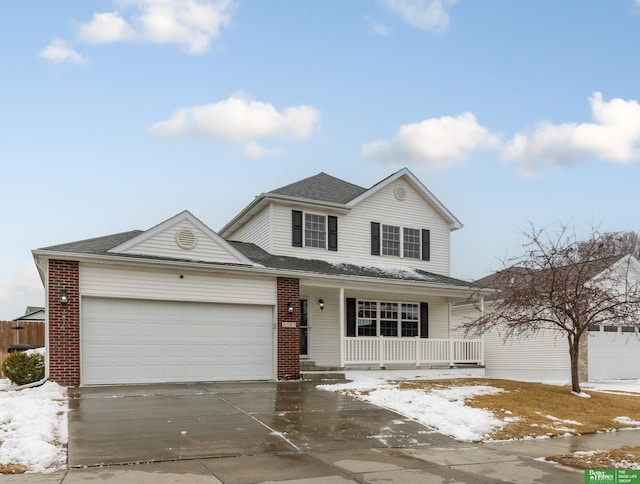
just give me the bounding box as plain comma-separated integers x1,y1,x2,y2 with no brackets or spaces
343,337,483,367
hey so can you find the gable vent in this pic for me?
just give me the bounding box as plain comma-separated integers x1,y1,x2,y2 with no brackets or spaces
176,228,197,250
394,185,407,201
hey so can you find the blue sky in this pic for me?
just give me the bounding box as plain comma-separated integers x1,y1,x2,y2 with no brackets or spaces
2,0,640,319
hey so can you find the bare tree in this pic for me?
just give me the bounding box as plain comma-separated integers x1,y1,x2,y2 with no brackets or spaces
463,223,640,394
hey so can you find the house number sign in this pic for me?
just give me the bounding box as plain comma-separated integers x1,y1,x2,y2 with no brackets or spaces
281,322,297,328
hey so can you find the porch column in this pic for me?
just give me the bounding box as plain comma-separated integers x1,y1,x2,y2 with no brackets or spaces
339,287,344,368
276,277,300,380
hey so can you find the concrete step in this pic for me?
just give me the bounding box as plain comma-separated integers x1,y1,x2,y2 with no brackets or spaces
300,371,346,381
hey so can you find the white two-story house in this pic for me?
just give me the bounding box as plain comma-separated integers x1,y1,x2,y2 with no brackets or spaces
34,168,486,386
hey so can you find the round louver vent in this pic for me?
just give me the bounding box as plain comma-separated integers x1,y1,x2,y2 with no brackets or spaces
394,185,407,201
176,228,197,250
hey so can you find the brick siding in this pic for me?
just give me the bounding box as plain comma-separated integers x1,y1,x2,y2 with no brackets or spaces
48,259,80,387
277,277,300,380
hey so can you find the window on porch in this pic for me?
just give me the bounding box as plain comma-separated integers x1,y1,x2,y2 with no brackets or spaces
355,300,422,337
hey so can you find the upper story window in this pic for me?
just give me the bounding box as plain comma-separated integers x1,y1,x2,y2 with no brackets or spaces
382,225,400,256
305,213,326,248
371,222,430,261
292,210,337,251
403,228,420,259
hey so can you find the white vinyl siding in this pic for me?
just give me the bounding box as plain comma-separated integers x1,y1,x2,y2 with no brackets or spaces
80,263,276,305
120,220,244,264
268,182,451,275
452,306,570,381
231,206,272,252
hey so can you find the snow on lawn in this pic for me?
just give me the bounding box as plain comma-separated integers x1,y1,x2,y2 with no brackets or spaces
0,380,68,473
318,377,507,442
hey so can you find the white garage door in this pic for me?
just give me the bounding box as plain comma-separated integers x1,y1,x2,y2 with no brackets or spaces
82,297,274,385
588,328,640,380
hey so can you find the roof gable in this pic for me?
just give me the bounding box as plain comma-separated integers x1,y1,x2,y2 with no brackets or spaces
220,167,461,238
109,211,255,265
348,168,462,230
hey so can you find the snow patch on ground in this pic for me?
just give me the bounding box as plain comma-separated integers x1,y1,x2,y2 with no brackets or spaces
318,378,505,442
0,380,67,473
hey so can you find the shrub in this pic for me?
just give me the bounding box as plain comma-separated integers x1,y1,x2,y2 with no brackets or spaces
2,351,45,386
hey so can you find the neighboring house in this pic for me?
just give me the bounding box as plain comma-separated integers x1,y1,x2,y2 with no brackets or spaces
13,306,45,322
452,255,640,382
0,307,45,375
33,168,488,387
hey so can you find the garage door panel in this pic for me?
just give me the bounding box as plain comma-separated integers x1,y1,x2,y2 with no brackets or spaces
82,297,274,385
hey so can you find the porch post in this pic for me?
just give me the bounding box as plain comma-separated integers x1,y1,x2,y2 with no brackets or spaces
339,287,345,368
449,338,455,367
479,295,485,366
379,335,385,368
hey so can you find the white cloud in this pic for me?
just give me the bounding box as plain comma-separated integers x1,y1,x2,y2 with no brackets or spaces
243,142,282,159
365,16,392,36
38,39,87,64
0,264,44,310
502,92,640,177
76,0,235,54
382,0,457,32
150,94,320,156
362,112,499,173
77,12,135,44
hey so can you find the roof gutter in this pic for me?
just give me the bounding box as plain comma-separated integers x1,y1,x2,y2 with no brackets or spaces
31,249,489,295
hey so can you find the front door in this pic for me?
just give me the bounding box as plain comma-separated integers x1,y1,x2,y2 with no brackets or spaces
299,299,309,357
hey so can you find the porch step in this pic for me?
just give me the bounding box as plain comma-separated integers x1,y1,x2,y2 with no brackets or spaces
300,371,346,381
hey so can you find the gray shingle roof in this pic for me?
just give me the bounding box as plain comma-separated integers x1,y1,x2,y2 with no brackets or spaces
229,241,476,287
269,172,367,204
39,231,144,255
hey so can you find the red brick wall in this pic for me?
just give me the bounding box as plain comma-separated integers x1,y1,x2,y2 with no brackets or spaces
48,259,80,387
277,277,300,380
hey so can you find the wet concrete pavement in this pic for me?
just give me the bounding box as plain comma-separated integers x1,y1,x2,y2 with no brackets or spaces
5,380,639,483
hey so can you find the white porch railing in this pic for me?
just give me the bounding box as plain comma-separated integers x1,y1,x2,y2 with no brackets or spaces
343,337,483,367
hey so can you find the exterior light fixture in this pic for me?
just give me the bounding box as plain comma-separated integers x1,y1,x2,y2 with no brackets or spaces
59,291,69,305
287,301,294,314
318,299,325,311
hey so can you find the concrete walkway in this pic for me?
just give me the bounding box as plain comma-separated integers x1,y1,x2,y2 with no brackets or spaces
4,381,640,483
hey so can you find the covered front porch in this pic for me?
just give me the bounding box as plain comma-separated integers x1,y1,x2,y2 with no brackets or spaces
297,274,486,372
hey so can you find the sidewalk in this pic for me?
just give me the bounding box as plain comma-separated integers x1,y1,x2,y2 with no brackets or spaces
6,430,640,483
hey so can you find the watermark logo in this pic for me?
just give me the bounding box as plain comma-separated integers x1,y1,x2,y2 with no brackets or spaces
585,470,640,484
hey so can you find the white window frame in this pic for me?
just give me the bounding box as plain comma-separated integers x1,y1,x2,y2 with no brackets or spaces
304,213,326,249
381,224,421,259
356,299,420,337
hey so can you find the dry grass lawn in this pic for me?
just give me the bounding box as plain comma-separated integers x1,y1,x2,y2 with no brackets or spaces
0,463,28,474
397,378,640,440
547,446,640,470
396,378,640,470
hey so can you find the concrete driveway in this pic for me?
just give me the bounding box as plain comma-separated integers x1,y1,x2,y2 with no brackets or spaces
67,380,452,467
60,380,585,483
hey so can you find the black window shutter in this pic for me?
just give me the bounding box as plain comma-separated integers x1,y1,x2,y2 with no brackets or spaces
421,229,431,261
346,298,356,337
371,222,380,256
420,302,429,338
292,210,303,247
328,216,338,251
